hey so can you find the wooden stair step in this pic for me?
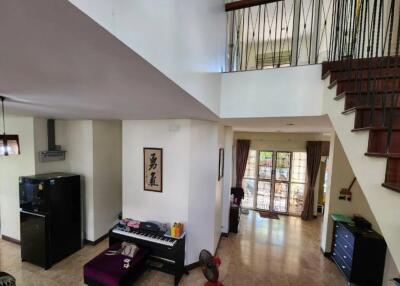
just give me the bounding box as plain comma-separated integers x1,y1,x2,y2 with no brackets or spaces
367,128,400,154
343,106,400,115
365,152,400,158
352,126,400,132
332,79,400,95
322,56,400,78
350,127,400,154
382,182,400,193
384,158,400,192
328,67,400,83
329,77,400,89
352,107,400,129
353,107,400,112
340,92,400,110
325,56,400,194
343,107,358,115
334,93,346,101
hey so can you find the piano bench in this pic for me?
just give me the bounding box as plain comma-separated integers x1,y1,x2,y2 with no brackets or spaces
84,243,149,286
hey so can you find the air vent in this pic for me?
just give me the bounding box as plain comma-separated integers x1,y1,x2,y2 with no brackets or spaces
39,119,66,162
39,150,66,162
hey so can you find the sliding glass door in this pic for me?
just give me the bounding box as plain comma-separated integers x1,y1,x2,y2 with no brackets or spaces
242,150,307,215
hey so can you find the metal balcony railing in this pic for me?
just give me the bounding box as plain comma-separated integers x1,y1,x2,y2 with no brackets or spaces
225,0,400,72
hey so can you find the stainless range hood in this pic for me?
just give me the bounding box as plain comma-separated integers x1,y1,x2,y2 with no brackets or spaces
39,119,66,162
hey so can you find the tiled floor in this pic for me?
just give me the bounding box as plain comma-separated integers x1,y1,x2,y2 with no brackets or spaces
0,211,346,285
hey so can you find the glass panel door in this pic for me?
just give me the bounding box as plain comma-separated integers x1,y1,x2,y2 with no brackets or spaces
289,183,305,214
273,182,289,212
242,179,255,209
256,151,274,210
258,151,273,179
289,152,307,215
275,152,291,181
272,152,291,213
257,181,271,210
242,150,257,209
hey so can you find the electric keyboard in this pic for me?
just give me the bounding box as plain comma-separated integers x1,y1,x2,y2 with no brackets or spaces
109,223,186,286
112,227,178,247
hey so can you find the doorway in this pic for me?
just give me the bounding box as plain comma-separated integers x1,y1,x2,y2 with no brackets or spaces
242,150,307,216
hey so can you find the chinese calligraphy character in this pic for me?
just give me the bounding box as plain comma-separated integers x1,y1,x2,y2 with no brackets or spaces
149,172,158,187
148,153,158,170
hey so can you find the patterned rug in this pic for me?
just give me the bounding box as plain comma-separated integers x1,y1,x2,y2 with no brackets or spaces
259,211,280,220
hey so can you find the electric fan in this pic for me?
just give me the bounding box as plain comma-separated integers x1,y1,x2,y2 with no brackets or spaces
199,249,224,286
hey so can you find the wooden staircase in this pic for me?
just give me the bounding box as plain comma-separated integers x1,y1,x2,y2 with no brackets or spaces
322,56,400,193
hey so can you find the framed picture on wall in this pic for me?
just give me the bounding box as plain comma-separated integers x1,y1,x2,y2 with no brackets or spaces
218,148,224,181
143,148,163,192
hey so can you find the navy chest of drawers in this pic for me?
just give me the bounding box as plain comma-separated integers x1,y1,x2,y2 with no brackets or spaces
331,221,387,286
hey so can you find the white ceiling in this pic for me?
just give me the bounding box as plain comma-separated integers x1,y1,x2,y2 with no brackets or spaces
0,0,217,120
222,115,333,133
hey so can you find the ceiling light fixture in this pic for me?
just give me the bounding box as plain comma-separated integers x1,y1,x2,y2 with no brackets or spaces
0,96,20,156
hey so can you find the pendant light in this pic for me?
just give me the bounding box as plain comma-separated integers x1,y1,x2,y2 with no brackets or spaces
0,96,8,156
0,96,20,156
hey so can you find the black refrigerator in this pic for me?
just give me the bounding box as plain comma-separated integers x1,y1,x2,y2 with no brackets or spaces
19,172,81,269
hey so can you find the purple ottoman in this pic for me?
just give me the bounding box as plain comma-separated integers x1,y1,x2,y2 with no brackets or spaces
84,243,149,286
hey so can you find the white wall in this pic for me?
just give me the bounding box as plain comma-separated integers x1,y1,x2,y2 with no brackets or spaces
221,127,233,233
33,118,95,240
0,116,36,240
64,120,95,241
234,131,330,151
69,0,226,115
215,125,225,245
0,117,122,242
122,120,191,224
34,119,122,241
122,119,224,264
188,120,221,263
220,65,324,118
93,120,122,239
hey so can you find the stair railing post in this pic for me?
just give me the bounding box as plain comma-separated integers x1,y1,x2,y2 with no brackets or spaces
311,0,322,64
291,0,302,66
